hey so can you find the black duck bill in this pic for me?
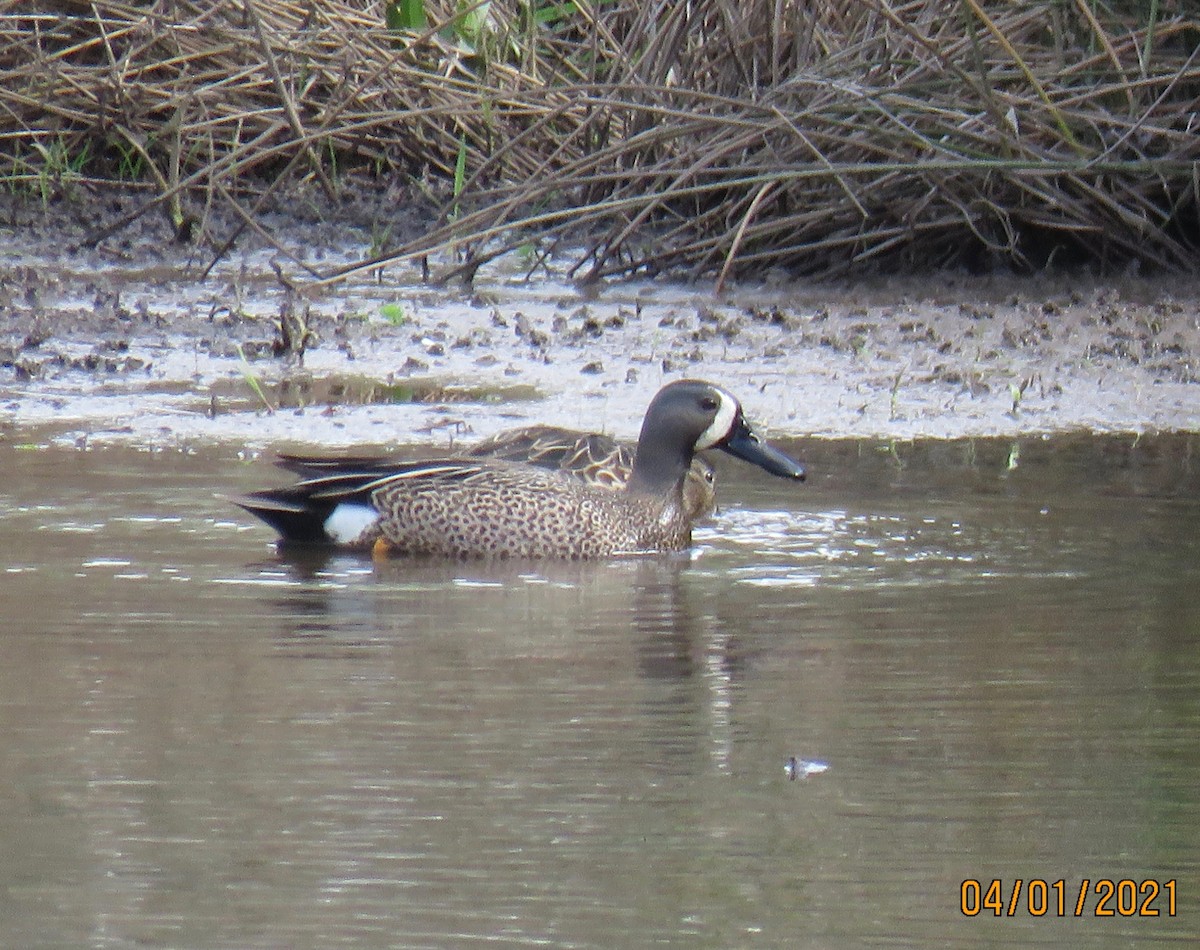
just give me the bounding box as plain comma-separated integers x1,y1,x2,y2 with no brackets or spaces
717,412,806,481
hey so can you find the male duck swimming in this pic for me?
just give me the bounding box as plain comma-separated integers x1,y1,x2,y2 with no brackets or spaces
274,422,719,521
234,379,805,559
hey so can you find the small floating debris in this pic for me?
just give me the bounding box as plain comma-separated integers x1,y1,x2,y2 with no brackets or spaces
785,756,830,781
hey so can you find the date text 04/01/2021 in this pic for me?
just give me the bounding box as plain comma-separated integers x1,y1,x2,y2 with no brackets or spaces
961,879,1176,917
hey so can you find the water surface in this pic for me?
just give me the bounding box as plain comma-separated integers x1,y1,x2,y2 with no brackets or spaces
1,435,1197,947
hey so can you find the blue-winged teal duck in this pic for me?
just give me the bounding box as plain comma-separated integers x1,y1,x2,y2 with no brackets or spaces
276,424,717,520
471,425,718,518
234,379,804,559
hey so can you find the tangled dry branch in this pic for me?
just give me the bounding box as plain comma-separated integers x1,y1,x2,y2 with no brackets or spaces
2,0,1198,279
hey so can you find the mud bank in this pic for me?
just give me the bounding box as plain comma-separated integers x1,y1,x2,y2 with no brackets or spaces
2,193,1198,452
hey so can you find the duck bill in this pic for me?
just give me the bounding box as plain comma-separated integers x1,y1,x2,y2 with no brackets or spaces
720,417,806,481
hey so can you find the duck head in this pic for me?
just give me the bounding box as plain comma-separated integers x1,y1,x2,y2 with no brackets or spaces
629,380,805,496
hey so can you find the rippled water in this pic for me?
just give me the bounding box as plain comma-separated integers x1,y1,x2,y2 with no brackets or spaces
1,435,1197,947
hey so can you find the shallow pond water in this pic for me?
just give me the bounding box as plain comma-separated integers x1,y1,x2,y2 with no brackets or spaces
1,434,1198,948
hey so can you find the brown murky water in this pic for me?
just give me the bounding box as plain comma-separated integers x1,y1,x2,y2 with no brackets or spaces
1,435,1198,947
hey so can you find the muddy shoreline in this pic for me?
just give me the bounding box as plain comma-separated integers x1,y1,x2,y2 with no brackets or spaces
2,191,1198,452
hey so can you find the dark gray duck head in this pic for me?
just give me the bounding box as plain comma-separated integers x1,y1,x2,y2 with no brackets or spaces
626,380,805,498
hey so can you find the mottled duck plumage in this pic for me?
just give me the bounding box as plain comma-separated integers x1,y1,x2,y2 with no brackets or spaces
276,424,717,520
234,380,804,559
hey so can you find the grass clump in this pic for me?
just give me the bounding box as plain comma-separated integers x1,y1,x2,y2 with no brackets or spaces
0,0,1197,279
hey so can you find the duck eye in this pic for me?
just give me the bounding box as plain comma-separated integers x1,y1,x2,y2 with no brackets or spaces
699,396,719,411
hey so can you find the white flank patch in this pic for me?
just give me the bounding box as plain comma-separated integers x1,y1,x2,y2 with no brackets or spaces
324,503,379,544
695,388,739,449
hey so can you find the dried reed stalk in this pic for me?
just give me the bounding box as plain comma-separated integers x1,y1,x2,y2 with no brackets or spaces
1,0,1197,278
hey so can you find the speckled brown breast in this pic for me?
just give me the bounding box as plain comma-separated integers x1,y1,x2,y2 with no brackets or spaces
467,426,717,520
370,462,691,559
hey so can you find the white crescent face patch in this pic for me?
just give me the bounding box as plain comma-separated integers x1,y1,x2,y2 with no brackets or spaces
694,387,740,450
